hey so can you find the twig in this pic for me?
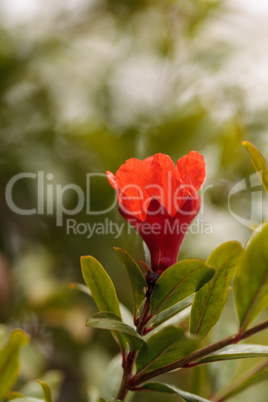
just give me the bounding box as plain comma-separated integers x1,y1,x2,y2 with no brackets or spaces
129,320,268,388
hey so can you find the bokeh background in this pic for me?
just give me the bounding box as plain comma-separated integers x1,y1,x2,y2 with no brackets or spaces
0,0,268,401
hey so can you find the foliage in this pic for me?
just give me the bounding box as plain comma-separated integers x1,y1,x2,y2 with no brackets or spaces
81,210,268,400
0,330,29,400
1,0,268,401
78,141,268,400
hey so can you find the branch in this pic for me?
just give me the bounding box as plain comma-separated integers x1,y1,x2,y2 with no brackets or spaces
116,297,151,400
129,320,268,388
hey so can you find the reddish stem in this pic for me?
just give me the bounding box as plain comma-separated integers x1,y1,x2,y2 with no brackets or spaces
129,320,268,388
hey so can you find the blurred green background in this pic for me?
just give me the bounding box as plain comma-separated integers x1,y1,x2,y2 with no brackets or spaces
0,0,268,401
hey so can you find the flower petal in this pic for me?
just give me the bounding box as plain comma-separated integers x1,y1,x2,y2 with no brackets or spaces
113,158,151,220
176,151,206,191
106,171,118,190
147,153,182,216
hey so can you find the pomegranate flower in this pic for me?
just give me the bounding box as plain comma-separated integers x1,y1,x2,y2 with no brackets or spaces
107,152,205,275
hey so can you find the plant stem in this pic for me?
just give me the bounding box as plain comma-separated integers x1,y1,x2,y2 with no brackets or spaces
116,350,138,401
116,297,151,401
129,320,268,388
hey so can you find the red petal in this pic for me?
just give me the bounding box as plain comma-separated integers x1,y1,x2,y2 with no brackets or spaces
106,171,117,190
113,158,151,220
176,151,206,191
147,153,182,216
107,152,205,221
143,156,154,163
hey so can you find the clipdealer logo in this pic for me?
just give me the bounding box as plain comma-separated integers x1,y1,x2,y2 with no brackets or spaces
228,172,265,231
5,172,117,226
6,170,265,236
5,171,214,237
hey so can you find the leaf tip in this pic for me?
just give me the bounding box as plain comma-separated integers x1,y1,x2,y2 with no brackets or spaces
11,329,30,346
241,140,249,147
139,260,152,273
37,379,52,402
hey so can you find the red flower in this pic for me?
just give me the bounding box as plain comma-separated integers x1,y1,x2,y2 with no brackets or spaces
107,151,205,275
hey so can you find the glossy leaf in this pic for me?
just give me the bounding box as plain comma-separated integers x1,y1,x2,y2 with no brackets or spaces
114,247,146,315
242,141,268,192
87,312,145,350
136,326,199,374
146,306,192,338
37,381,52,402
140,382,211,401
197,344,268,364
69,282,133,327
150,259,214,314
190,241,242,337
0,329,29,401
148,297,193,329
80,256,121,315
235,223,268,331
80,256,127,350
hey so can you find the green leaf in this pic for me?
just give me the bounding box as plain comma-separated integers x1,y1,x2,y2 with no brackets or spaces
197,344,268,364
242,141,268,192
37,381,52,402
190,241,242,337
87,312,145,350
136,326,199,374
149,297,193,330
145,306,192,338
19,370,63,401
80,256,121,315
140,382,211,401
114,247,146,316
0,329,29,401
80,256,127,350
69,282,134,327
235,222,268,331
150,259,215,314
